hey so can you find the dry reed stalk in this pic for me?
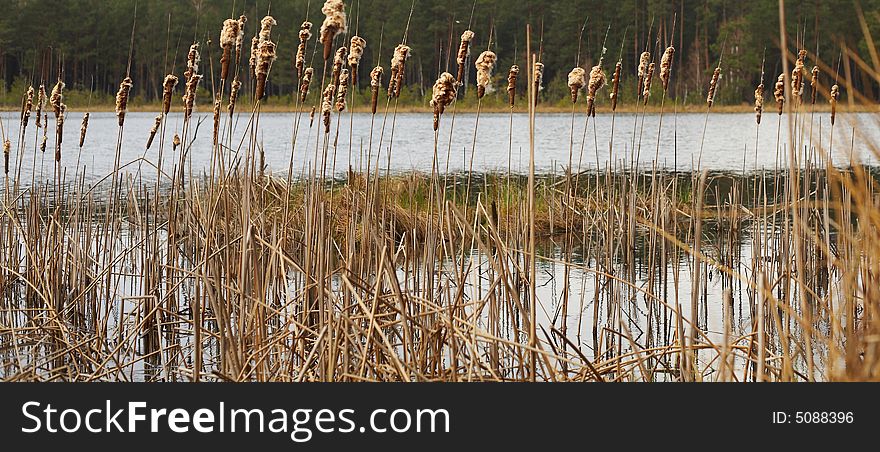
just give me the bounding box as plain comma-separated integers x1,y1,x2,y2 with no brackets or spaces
660,46,675,91
533,62,544,101
255,40,277,100
300,68,314,103
336,69,350,111
322,84,335,133
348,36,367,82
220,18,241,81
162,74,178,115
610,61,621,111
228,77,241,114
369,65,383,114
791,49,806,103
507,65,519,107
456,30,475,83
22,86,34,130
810,65,819,105
587,64,607,116
172,133,181,151
830,83,840,125
35,85,46,128
296,22,314,81
642,62,654,105
637,51,650,96
115,76,133,127
774,73,785,115
3,138,9,174
754,83,764,124
389,44,411,98
475,50,497,99
79,112,89,148
146,114,161,149
320,0,348,61
567,67,586,103
430,72,457,131
706,66,721,107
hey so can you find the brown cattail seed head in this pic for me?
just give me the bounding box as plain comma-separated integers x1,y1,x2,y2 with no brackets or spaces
332,46,348,89
587,64,607,116
791,49,807,102
212,95,221,144
296,22,313,81
810,66,819,105
567,67,586,103
249,36,260,79
370,66,383,114
162,74,178,115
185,43,201,82
754,83,764,125
533,62,545,99
22,86,34,130
259,16,276,42
220,18,241,80
456,30,475,83
50,80,65,118
507,65,519,107
348,36,366,81
3,138,9,174
300,67,314,103
320,0,348,61
637,51,650,95
475,50,497,99
172,133,181,151
610,61,622,111
660,46,675,91
79,112,89,148
235,15,248,59
830,84,840,125
147,114,161,149
36,85,46,128
774,73,785,115
706,66,721,107
431,72,458,131
389,44,411,98
229,77,242,114
54,104,65,161
336,69,349,112
642,62,655,105
255,39,277,100
321,84,335,133
115,76,133,126
183,74,202,120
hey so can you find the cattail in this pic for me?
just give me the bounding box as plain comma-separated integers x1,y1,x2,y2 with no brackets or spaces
430,72,457,131
369,66,383,114
637,51,650,96
146,114,161,149
310,106,317,127
36,85,46,128
336,69,349,112
249,37,259,79
456,30,475,83
830,83,840,125
660,46,675,91
3,139,10,174
235,15,248,60
183,74,202,120
184,43,201,82
348,36,366,82
774,73,785,115
475,50,497,99
172,133,181,151
296,22,313,81
321,84,335,133
300,67,314,103
507,65,519,107
567,67,586,103
810,66,819,105
55,105,65,161
587,64,607,117
754,83,764,125
791,49,806,103
610,61,622,111
255,40,277,100
332,46,348,89
40,119,47,153
706,66,721,107
79,112,89,147
320,0,348,61
115,76,133,127
212,95,221,144
389,44,411,98
258,15,276,42
50,80,64,118
228,77,242,114
220,18,241,81
22,86,34,131
642,62,654,105
533,62,545,101
162,74,178,115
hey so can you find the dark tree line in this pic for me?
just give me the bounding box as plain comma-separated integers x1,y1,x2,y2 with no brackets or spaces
1,0,878,106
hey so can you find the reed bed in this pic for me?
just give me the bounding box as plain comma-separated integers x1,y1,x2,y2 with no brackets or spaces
1,4,880,383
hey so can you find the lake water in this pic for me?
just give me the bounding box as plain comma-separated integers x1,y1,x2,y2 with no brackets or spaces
2,110,878,184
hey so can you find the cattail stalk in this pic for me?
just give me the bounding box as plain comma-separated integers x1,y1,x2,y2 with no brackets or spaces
642,62,655,105
774,73,785,115
296,22,313,81
431,72,457,131
660,46,675,91
3,139,9,175
172,133,181,151
320,0,348,61
348,36,366,83
587,64,607,116
791,50,806,103
162,74,178,115
706,66,721,107
300,68,314,103
183,44,202,120
322,84,335,133
212,95,221,144
810,66,819,105
456,30,475,84
754,83,764,124
507,65,519,107
36,85,46,128
610,61,622,111
637,51,650,97
22,86,34,131
332,47,348,89
369,66,383,114
115,76,133,127
255,40,277,100
50,80,66,160
389,44,411,98
220,18,241,81
830,84,840,125
336,69,349,112
475,51,497,99
79,112,89,147
229,77,242,114
567,67,586,103
533,62,544,103
146,114,161,149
